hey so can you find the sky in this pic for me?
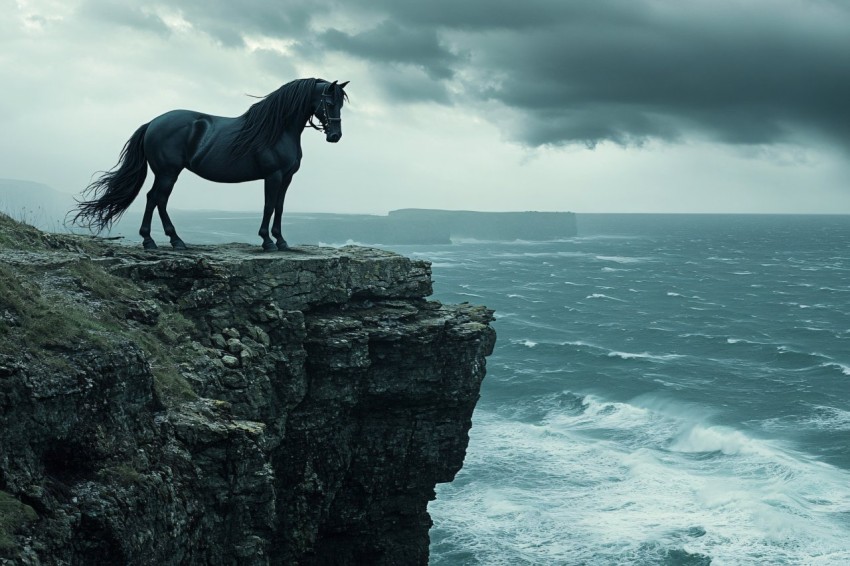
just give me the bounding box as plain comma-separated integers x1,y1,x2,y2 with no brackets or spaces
2,0,850,215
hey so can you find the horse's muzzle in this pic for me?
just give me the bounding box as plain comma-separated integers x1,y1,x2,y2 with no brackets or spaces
326,132,341,143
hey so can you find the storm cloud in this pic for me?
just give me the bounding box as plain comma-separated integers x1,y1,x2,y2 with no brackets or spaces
73,0,850,149
319,0,850,149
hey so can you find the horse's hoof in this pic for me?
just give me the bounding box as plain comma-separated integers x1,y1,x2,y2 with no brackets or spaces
143,240,157,250
171,240,187,250
262,242,277,252
277,242,289,251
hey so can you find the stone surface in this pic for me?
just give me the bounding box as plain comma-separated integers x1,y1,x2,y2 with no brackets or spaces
0,221,495,566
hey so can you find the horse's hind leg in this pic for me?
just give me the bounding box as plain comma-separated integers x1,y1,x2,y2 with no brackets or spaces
155,174,186,250
139,172,184,249
139,187,160,250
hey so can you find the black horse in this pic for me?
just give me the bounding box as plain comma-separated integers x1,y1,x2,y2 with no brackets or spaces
72,78,348,250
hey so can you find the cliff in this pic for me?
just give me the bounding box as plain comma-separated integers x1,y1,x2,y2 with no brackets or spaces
0,214,496,565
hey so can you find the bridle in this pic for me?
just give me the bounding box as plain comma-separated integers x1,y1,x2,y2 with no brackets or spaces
309,83,340,133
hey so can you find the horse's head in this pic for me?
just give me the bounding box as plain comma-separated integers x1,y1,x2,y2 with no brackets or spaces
313,80,348,143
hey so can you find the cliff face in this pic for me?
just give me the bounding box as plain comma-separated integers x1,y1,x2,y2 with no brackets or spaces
0,216,495,565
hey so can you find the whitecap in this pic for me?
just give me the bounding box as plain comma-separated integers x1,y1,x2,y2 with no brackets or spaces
724,337,772,346
670,424,770,456
432,402,850,565
607,351,685,362
585,293,625,301
807,406,850,430
820,362,850,376
595,255,649,264
492,312,517,320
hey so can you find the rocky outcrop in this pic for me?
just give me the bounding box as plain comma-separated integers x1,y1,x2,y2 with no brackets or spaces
0,216,495,565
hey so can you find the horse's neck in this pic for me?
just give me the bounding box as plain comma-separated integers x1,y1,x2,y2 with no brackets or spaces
280,111,311,142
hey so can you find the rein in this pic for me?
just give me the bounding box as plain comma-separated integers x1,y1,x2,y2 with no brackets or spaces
309,83,340,132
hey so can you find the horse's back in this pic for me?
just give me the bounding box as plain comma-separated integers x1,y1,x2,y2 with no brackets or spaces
144,111,240,175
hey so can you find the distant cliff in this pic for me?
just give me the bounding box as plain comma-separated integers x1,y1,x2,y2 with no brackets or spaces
0,214,496,565
170,209,578,246
388,209,578,242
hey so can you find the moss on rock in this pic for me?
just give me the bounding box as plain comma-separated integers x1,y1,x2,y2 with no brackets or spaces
0,491,38,551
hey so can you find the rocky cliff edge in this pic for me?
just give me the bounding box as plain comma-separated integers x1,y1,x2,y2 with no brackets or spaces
0,214,496,565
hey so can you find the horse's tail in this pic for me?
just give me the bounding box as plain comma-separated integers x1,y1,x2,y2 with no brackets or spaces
71,122,150,232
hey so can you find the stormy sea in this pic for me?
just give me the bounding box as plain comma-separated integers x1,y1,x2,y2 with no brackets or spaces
175,213,850,565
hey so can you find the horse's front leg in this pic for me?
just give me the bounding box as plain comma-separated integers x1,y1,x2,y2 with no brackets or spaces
258,173,281,252
271,172,294,251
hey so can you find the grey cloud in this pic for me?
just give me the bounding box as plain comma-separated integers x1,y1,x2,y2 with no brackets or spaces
77,2,170,36
174,0,316,47
349,0,648,31
250,49,298,83
465,10,850,148
334,0,850,149
75,0,850,149
319,21,459,80
367,66,452,104
79,0,317,46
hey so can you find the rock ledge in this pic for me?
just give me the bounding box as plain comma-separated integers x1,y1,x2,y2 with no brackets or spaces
0,229,495,565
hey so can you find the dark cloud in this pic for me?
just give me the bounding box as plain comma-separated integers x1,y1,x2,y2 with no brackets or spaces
319,21,459,80
173,1,316,47
77,0,850,149
461,7,850,148
348,0,648,31
366,66,452,104
323,0,850,149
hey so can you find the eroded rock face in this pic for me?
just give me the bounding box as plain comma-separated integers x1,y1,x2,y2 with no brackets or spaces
0,241,495,565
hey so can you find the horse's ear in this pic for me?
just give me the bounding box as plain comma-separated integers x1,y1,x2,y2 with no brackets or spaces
339,81,349,89
331,80,338,85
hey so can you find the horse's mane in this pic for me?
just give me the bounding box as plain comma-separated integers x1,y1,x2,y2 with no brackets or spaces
230,78,320,157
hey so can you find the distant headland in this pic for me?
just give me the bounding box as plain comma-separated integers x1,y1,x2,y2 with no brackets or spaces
0,178,577,245
173,208,578,246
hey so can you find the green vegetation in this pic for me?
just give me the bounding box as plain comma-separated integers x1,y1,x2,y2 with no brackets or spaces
0,262,111,351
67,258,141,303
97,464,143,486
0,491,38,551
0,212,47,251
133,328,198,402
0,212,102,254
0,215,198,405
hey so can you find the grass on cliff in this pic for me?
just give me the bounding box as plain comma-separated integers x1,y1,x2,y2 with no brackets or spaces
0,211,103,254
0,263,111,352
0,491,38,551
0,215,198,404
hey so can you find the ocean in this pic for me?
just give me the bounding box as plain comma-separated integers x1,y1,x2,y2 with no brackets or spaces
168,213,850,564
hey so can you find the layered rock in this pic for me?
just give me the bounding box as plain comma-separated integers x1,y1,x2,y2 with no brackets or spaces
0,219,495,565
